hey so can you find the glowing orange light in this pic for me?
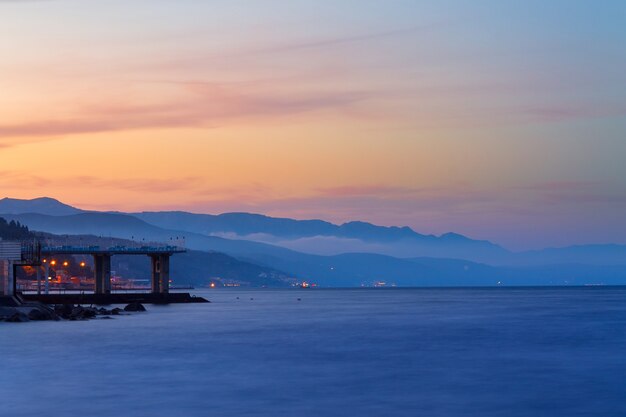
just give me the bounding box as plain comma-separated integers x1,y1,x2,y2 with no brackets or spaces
50,260,56,266
80,262,86,267
210,282,216,288
63,261,69,267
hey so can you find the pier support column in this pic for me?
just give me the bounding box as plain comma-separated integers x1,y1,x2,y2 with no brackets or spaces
13,263,18,295
150,254,170,294
36,265,42,295
9,262,15,296
0,260,13,296
160,255,170,294
0,241,22,296
94,254,111,294
44,262,49,295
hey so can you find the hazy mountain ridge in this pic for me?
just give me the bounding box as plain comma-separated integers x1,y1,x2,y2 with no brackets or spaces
0,197,83,216
132,211,504,247
2,197,626,286
0,211,469,286
1,197,510,261
130,211,510,262
1,223,293,288
133,211,422,241
512,244,626,266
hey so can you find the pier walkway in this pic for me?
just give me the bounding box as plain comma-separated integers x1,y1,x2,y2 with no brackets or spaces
40,245,186,295
2,242,207,304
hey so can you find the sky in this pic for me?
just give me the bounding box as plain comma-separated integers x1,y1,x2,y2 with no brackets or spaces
0,0,625,250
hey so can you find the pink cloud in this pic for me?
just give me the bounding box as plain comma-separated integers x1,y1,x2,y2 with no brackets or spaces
519,105,626,123
0,171,203,194
0,84,369,141
315,185,415,197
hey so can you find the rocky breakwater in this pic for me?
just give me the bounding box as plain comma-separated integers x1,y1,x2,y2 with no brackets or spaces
0,302,147,323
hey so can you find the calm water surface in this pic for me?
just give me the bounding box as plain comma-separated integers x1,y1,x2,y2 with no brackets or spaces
1,288,626,417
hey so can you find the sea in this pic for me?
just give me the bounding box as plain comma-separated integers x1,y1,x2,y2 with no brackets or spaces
1,287,626,417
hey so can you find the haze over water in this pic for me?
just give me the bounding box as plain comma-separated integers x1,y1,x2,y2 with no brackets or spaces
2,288,625,417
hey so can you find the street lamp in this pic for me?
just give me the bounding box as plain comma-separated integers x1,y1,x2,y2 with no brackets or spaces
44,260,56,295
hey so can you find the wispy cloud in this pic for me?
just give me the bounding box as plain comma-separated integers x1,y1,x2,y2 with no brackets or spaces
515,181,626,205
315,185,415,197
0,171,202,193
152,26,424,70
518,104,626,124
0,84,369,142
240,27,421,55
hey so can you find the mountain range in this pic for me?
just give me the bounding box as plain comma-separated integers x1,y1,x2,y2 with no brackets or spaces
1,196,625,286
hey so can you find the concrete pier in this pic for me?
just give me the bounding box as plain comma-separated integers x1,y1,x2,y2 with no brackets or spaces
3,243,202,305
94,254,112,295
150,254,170,294
0,241,21,297
0,260,14,296
39,245,184,296
21,292,208,305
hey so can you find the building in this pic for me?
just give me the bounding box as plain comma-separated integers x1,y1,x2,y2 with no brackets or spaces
0,240,21,296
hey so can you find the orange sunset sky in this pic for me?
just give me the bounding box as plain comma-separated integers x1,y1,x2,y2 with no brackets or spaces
1,0,625,250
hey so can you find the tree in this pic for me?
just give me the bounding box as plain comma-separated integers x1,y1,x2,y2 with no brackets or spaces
0,217,33,240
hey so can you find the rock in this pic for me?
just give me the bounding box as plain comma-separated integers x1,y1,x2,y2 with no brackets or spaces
70,306,84,318
0,296,21,307
111,308,122,315
83,308,98,318
54,304,74,319
0,306,17,320
5,312,30,322
27,308,54,321
70,306,97,320
124,302,146,312
19,302,59,321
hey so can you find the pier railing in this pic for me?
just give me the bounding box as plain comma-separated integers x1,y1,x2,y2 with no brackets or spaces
41,245,186,255
20,241,41,264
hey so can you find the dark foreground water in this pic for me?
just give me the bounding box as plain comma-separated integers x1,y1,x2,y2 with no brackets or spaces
1,288,626,417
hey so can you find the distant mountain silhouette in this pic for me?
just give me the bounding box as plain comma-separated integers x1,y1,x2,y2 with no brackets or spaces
0,211,308,263
515,244,626,266
130,212,509,262
2,197,626,286
0,197,82,216
132,211,488,242
0,197,510,261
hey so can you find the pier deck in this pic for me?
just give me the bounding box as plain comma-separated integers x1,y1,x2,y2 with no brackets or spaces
20,292,208,305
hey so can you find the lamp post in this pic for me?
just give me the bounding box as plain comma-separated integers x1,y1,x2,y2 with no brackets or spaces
39,259,46,295
45,259,56,295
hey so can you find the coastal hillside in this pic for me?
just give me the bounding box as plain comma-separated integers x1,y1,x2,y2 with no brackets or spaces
1,197,508,262
2,197,626,266
3,209,626,287
132,211,509,262
0,197,82,216
1,218,293,288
